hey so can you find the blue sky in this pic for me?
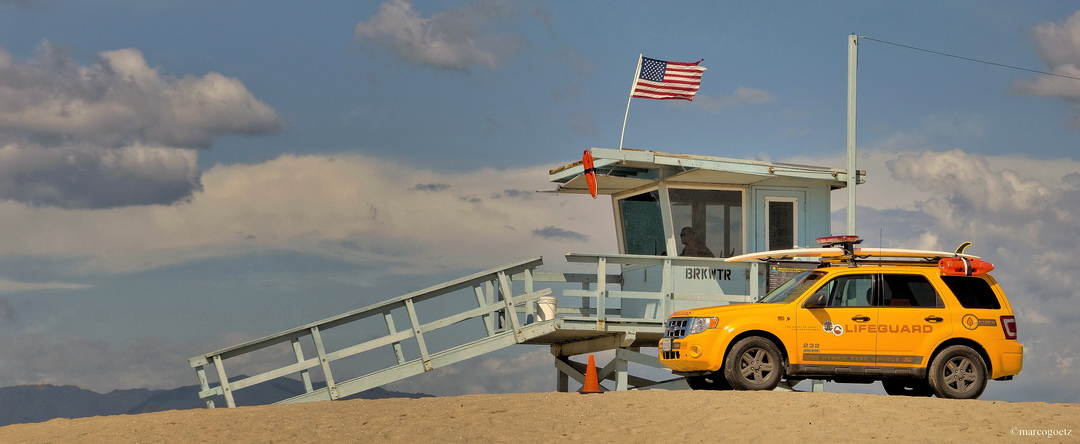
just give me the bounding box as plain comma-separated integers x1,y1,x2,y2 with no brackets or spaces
0,0,1079,403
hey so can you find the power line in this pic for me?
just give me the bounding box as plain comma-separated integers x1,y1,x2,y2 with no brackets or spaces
861,36,1080,82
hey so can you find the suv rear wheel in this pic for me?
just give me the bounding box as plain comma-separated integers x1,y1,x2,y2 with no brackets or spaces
724,336,783,391
928,345,987,399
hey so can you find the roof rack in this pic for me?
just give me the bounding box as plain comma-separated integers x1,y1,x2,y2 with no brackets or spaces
726,236,982,268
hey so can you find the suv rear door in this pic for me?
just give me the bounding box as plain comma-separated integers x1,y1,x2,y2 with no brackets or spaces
873,271,953,368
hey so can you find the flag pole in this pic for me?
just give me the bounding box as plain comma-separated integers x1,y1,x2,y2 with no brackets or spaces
619,54,643,150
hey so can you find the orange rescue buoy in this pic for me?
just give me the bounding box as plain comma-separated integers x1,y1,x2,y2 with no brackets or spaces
582,149,597,199
938,257,995,276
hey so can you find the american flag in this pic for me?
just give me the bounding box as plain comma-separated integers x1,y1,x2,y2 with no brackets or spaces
631,56,706,101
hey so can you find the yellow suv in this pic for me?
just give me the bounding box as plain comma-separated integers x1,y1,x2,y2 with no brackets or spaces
658,236,1023,399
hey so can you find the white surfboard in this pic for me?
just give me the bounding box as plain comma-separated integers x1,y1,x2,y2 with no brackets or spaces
725,247,979,263
852,248,980,260
724,247,844,262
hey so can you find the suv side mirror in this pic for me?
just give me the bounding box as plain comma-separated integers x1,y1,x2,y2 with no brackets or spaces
804,292,827,308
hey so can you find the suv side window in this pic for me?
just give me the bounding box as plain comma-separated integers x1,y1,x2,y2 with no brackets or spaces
881,274,942,308
941,276,1001,309
821,275,874,307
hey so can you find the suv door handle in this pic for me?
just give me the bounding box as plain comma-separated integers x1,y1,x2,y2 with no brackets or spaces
851,315,871,322
924,316,944,323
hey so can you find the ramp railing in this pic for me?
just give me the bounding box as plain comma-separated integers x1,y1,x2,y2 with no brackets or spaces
188,257,550,408
550,253,757,323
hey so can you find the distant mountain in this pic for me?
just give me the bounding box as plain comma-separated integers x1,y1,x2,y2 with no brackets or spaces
0,379,431,427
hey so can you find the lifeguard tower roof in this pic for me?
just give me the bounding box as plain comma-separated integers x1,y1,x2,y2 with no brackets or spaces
549,147,851,196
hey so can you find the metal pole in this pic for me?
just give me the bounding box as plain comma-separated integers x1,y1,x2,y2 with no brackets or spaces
846,34,859,234
620,54,643,150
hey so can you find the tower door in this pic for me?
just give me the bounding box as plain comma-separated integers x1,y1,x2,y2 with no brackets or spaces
752,189,807,252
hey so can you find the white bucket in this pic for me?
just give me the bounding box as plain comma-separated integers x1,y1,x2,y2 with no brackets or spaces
536,296,558,321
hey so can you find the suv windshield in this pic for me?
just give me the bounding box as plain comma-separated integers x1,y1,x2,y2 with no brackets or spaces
759,270,825,304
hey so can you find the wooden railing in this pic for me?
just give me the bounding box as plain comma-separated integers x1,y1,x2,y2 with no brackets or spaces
188,257,549,408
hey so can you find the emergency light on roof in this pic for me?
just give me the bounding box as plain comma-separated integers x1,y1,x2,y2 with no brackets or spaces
815,235,862,258
816,235,861,246
938,257,994,276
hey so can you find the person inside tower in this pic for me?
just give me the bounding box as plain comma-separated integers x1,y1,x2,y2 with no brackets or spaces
680,227,715,257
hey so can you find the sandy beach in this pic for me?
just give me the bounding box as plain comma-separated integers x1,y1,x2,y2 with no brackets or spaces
0,390,1076,443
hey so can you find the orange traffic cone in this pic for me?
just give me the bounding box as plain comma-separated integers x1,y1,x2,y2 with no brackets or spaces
579,354,602,394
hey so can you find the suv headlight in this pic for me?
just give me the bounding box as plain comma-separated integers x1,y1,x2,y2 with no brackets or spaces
688,317,719,335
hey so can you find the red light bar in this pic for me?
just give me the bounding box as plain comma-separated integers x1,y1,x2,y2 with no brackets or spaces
816,235,861,246
938,257,995,276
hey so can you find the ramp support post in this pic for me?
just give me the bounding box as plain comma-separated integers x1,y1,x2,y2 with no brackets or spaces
551,332,684,392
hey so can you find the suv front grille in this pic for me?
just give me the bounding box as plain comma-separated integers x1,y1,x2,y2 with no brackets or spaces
665,317,691,338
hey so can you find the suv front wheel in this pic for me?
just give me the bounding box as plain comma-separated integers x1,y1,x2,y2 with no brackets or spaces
723,336,783,391
928,345,987,399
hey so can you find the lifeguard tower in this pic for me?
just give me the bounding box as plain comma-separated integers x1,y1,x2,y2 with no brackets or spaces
187,148,858,407
550,147,851,302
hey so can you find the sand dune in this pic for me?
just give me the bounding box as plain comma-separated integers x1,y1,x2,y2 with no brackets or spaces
0,390,1076,443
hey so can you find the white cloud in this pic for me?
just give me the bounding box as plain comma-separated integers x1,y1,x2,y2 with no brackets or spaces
0,153,616,275
354,0,524,71
788,148,1080,214
0,41,282,208
0,42,281,149
889,149,1054,214
1015,11,1080,125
